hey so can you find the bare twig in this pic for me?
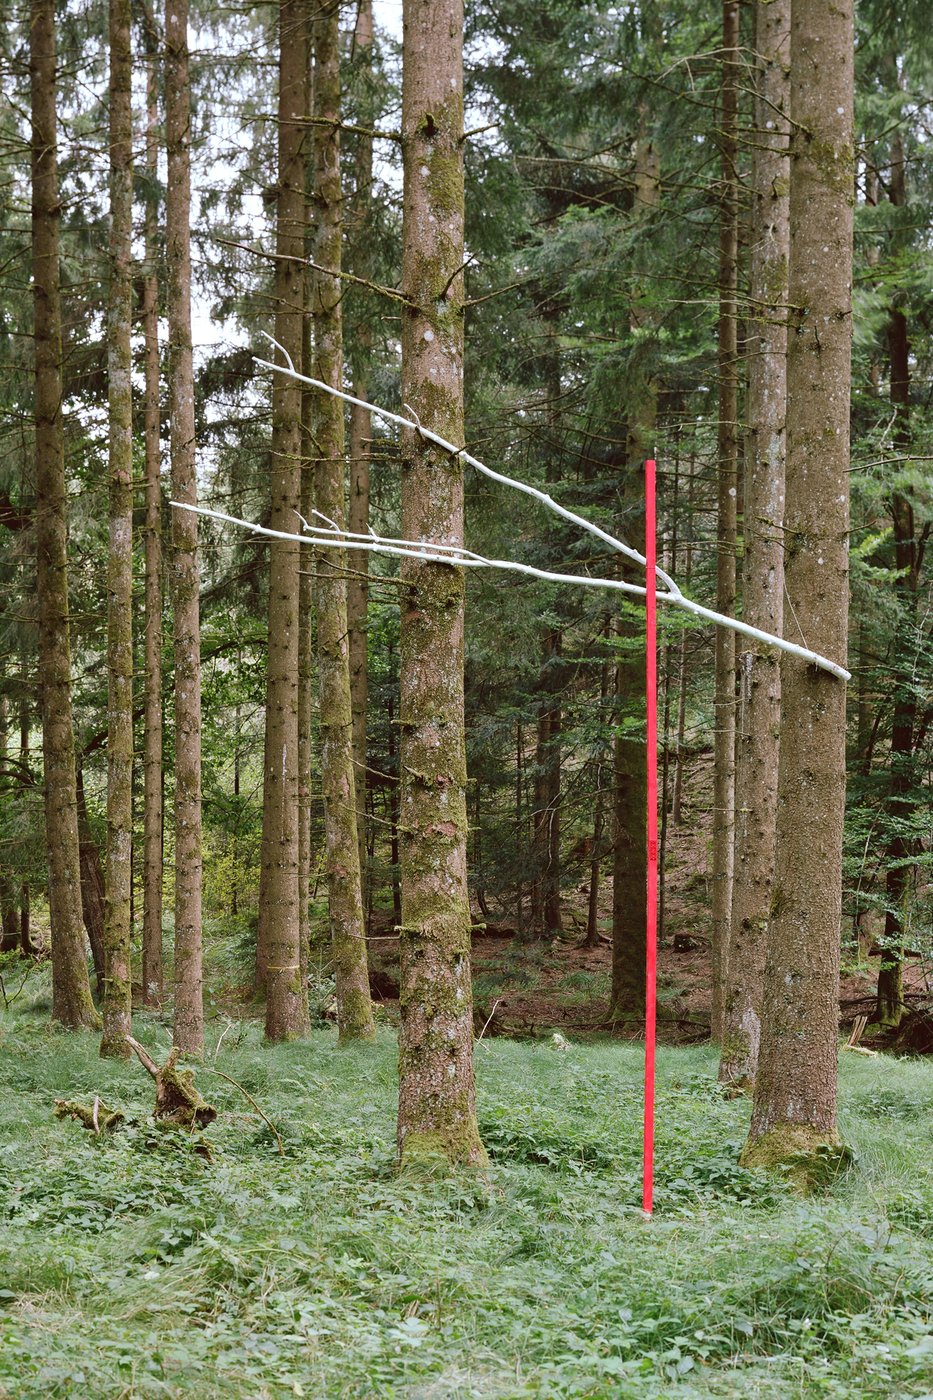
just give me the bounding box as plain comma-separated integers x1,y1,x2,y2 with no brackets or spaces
198,1066,285,1156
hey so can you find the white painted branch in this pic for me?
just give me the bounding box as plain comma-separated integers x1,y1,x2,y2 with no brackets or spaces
253,351,683,599
171,502,675,601
177,345,851,684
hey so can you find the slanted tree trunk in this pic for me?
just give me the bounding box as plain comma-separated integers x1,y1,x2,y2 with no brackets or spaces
100,0,134,1059
396,0,486,1169
30,0,98,1029
256,0,311,1042
719,0,790,1090
166,0,203,1054
742,0,853,1183
710,0,739,1042
141,0,164,1008
310,0,374,1042
348,0,374,900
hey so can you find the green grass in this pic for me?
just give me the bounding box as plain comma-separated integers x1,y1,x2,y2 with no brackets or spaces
2,970,933,1397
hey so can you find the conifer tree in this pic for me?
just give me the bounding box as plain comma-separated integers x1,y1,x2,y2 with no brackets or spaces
310,0,375,1041
30,0,98,1030
256,0,310,1041
166,0,204,1054
396,0,486,1168
743,0,854,1177
720,0,790,1090
100,0,135,1058
140,0,164,1008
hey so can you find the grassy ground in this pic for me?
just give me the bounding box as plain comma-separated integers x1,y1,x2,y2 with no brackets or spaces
2,971,933,1397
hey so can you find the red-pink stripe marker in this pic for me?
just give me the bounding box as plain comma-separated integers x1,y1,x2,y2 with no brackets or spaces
643,458,658,1216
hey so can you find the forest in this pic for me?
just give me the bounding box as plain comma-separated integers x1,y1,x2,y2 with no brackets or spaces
1,0,932,1394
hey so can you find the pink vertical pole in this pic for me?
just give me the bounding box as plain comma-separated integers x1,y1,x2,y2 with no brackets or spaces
643,458,658,1216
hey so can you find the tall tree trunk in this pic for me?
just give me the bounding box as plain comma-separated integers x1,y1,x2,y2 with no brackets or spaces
166,0,203,1054
397,0,486,1168
0,693,19,949
719,0,790,1090
710,0,739,1042
743,0,853,1179
671,452,695,827
141,0,163,1008
100,0,134,1059
348,0,374,900
310,0,374,1043
76,761,106,988
256,0,311,1042
876,109,917,1030
610,124,658,1022
298,298,314,993
30,0,98,1028
531,628,562,935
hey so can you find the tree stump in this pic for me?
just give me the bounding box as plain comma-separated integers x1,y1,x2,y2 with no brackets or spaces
126,1035,216,1128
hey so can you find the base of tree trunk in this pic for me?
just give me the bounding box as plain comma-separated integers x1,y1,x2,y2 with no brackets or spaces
740,1124,852,1192
398,1125,489,1174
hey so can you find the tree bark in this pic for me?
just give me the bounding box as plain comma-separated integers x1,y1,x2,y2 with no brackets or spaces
256,0,311,1042
76,762,106,989
310,0,374,1043
396,0,486,1168
531,628,562,936
100,0,135,1059
719,0,790,1090
610,125,658,1022
30,0,98,1028
0,694,20,950
166,0,203,1054
141,0,164,1008
743,0,853,1181
348,0,374,902
710,0,739,1042
876,101,918,1031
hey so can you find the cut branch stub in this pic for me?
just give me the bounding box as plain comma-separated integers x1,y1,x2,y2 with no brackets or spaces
126,1035,216,1128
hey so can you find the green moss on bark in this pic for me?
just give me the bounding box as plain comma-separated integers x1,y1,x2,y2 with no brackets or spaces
740,1124,852,1191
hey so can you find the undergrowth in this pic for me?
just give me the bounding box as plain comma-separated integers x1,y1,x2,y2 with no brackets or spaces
2,969,933,1397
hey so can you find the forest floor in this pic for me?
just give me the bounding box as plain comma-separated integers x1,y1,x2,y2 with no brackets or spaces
3,976,933,1398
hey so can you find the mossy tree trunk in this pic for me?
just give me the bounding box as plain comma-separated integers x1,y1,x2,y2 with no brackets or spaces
256,0,310,1042
100,0,134,1060
719,0,789,1090
166,0,203,1055
743,0,854,1180
30,0,98,1030
396,0,486,1169
310,0,374,1043
710,0,739,1042
141,0,164,1008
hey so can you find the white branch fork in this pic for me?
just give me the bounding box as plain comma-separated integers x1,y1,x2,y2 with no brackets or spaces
171,344,851,683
